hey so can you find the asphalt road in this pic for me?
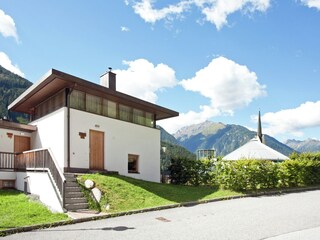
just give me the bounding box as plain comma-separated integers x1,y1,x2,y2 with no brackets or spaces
4,190,320,240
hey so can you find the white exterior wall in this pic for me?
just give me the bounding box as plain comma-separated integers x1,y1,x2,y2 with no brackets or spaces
16,172,63,213
0,128,32,153
70,109,161,182
31,108,67,171
0,171,16,180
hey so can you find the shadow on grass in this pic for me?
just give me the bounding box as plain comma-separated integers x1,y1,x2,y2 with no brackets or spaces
0,189,22,197
99,174,222,203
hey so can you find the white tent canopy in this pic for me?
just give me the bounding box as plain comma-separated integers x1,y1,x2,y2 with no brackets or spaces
223,137,289,161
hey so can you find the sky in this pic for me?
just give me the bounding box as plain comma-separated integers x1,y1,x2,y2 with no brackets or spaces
1,0,320,142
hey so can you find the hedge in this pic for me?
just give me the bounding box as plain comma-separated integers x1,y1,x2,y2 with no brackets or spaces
216,159,320,191
168,154,320,191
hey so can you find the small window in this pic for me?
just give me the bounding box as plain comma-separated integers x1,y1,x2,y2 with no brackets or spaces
128,154,139,173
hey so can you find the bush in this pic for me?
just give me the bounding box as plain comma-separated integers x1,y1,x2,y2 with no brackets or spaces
215,158,320,191
169,158,215,186
278,159,320,187
215,160,278,191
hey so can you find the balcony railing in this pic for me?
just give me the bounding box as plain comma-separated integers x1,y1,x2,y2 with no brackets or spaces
0,149,66,208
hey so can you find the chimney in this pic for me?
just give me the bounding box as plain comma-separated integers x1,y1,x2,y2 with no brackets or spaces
100,67,116,91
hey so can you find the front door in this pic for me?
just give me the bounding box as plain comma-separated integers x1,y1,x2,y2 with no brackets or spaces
89,130,104,170
14,135,31,153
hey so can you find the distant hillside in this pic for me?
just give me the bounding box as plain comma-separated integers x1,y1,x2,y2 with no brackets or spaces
159,125,196,166
0,65,32,123
158,125,178,145
285,139,320,153
173,121,294,157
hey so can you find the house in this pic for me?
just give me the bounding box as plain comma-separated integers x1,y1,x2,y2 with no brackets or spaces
0,68,179,212
223,111,289,161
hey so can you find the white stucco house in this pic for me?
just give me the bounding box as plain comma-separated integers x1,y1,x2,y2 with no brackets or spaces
0,69,178,212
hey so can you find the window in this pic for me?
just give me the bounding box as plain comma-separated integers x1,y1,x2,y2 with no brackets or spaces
69,89,155,128
86,94,101,114
128,154,139,173
102,99,117,118
145,112,154,127
70,90,85,110
133,108,145,125
119,104,132,122
107,100,117,118
34,90,65,119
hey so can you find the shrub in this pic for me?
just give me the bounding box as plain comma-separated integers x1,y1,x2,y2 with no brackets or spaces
169,158,215,186
215,160,278,191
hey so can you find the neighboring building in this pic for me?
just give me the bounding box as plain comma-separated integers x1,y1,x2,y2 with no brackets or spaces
197,149,215,160
0,69,178,212
223,111,289,162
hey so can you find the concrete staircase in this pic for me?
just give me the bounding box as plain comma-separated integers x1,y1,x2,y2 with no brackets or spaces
64,173,89,212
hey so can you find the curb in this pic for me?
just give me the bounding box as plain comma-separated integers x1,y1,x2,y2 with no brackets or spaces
1,185,320,237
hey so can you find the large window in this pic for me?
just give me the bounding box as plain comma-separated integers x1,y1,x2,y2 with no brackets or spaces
34,90,65,119
70,90,85,111
86,94,101,114
119,104,131,122
128,154,139,173
107,100,117,118
145,112,154,127
69,90,155,128
133,108,145,125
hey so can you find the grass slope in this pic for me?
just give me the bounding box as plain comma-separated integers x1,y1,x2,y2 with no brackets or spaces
0,190,68,231
78,174,241,213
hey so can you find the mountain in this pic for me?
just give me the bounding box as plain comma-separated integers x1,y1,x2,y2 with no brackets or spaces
158,125,178,145
159,125,196,160
285,139,320,153
0,65,32,123
173,121,294,157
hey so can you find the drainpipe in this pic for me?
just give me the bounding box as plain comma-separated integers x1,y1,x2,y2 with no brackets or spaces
66,88,73,172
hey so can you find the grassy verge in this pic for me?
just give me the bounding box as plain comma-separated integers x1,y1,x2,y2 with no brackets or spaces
0,189,68,231
78,173,242,213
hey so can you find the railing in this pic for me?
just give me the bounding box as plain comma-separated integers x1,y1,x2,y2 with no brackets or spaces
0,152,15,169
0,149,66,209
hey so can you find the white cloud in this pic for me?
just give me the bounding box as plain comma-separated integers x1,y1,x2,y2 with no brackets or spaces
114,58,177,103
0,9,18,41
131,0,190,24
0,52,25,77
180,56,266,113
129,0,271,30
300,0,320,10
121,26,130,32
260,101,320,137
194,0,270,30
161,56,266,133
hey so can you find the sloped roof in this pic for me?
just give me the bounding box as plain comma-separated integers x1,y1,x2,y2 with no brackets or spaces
8,69,179,121
223,137,289,161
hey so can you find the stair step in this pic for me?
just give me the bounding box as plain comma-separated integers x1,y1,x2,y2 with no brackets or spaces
65,186,82,192
65,192,84,198
65,203,89,211
65,182,79,187
65,197,88,204
64,175,77,181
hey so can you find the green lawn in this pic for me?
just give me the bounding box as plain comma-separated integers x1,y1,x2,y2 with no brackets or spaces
0,190,68,231
78,174,242,213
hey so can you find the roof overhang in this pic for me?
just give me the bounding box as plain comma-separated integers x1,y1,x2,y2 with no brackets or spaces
0,119,37,132
8,69,179,121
